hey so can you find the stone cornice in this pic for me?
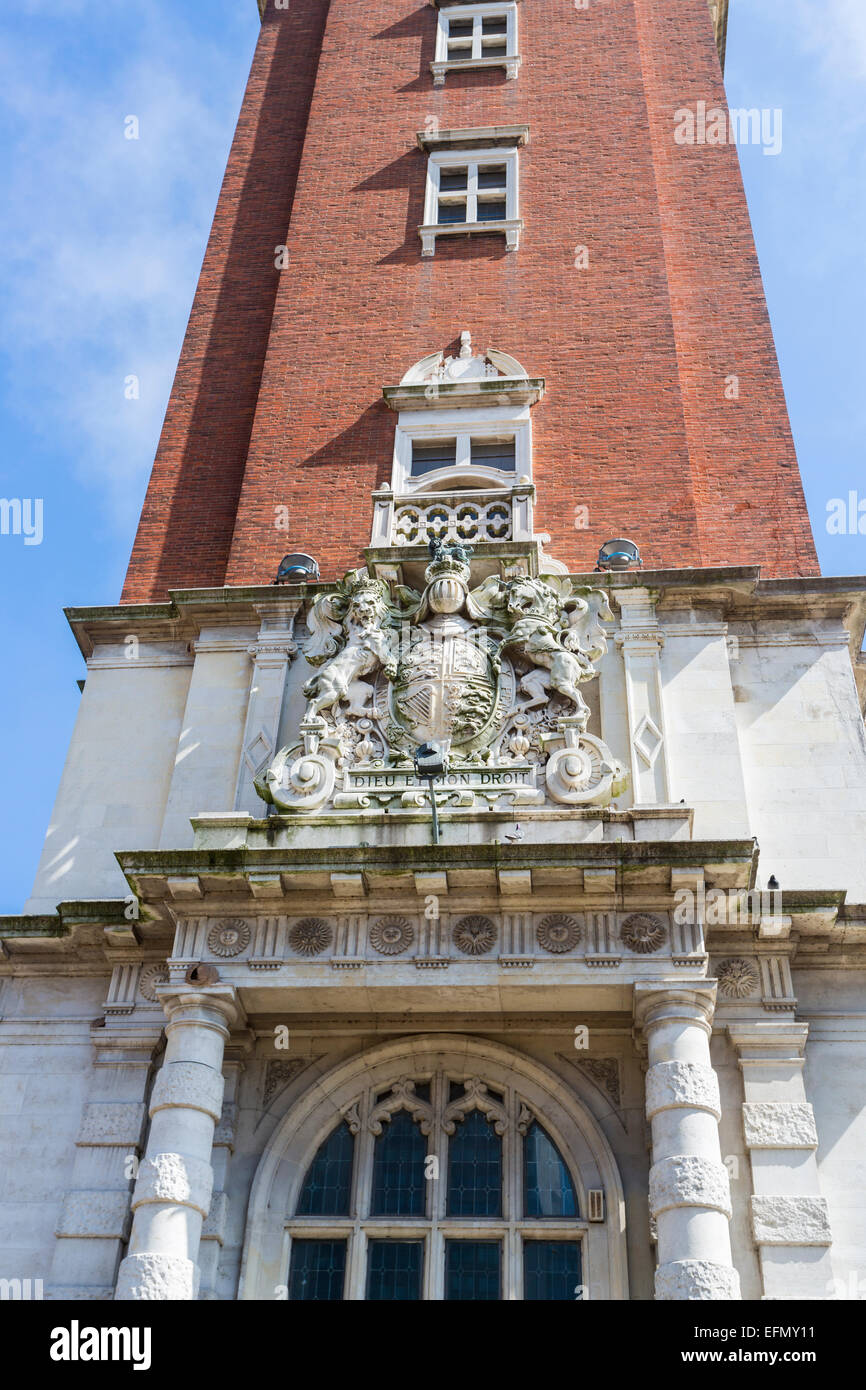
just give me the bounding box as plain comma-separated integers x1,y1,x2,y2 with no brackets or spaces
62,565,866,710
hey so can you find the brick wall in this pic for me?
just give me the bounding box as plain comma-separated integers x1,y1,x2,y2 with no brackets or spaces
123,0,818,601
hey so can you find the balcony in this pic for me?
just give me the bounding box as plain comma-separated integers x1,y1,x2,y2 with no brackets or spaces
370,483,534,549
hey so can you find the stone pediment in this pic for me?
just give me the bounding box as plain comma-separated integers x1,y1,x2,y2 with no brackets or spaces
383,331,544,410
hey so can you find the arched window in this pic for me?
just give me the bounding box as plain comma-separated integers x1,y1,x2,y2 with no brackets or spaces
285,1073,585,1301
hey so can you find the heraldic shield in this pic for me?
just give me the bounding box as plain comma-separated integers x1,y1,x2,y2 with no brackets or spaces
391,614,500,750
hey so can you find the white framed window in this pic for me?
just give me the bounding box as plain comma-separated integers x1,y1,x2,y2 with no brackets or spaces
432,2,521,85
391,403,532,494
420,144,522,256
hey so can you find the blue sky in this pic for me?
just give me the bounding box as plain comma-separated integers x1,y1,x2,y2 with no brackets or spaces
0,0,864,914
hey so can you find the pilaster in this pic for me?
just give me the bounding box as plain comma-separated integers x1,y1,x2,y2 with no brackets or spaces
727,1020,832,1300
158,627,259,850
614,589,671,805
233,601,301,811
48,1020,162,1301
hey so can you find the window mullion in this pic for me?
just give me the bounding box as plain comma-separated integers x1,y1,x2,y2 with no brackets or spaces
436,12,447,63
472,15,482,61
467,163,479,224
505,1086,519,1300
506,155,516,222
429,161,441,226
427,1070,447,1299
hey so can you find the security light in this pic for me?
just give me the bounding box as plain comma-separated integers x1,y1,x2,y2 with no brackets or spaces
596,538,642,572
414,741,450,844
414,741,450,780
274,553,320,585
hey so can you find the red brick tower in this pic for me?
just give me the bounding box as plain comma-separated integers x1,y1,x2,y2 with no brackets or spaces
122,0,817,603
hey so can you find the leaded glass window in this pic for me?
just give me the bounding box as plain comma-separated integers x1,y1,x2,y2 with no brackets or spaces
366,1240,424,1301
445,1240,501,1301
371,1109,427,1216
288,1239,347,1301
296,1121,354,1216
447,1109,502,1217
523,1241,582,1301
286,1072,585,1300
524,1120,578,1218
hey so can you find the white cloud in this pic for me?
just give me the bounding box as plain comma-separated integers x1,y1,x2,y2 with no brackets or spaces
789,0,866,81
0,2,257,529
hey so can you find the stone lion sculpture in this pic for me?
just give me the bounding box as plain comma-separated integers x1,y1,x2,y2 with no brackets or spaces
302,570,398,721
469,574,613,724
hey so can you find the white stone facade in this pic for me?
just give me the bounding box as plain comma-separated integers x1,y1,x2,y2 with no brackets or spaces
2,542,866,1301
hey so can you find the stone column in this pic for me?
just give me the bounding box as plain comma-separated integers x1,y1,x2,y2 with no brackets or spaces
635,983,740,1300
727,1021,832,1300
115,986,239,1300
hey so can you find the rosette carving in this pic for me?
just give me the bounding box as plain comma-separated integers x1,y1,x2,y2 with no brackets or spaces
369,916,414,956
716,957,759,999
138,964,169,1003
536,913,581,954
453,914,497,956
288,917,333,957
207,919,250,958
621,913,666,954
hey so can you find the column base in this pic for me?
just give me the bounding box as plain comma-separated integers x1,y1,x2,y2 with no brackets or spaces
115,1252,198,1301
655,1260,741,1301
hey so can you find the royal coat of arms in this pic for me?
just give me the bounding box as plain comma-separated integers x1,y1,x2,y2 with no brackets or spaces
255,540,627,813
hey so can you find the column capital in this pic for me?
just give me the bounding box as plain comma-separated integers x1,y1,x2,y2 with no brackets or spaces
156,984,244,1036
633,980,717,1036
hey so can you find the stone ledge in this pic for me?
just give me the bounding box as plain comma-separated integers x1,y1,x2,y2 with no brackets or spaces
202,1191,229,1244
46,1285,115,1301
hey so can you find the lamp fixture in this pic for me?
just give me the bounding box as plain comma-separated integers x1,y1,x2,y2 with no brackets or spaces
596,538,642,572
274,553,320,585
